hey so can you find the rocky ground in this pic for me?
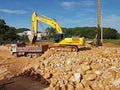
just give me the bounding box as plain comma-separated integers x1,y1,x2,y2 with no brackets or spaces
0,43,120,90
37,46,120,90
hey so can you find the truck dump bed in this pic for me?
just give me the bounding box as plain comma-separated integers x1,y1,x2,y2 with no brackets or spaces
16,45,48,52
10,42,49,57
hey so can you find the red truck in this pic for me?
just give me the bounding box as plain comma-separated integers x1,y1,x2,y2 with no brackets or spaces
10,42,48,58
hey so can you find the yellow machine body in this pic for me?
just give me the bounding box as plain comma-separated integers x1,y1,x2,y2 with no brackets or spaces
29,11,85,51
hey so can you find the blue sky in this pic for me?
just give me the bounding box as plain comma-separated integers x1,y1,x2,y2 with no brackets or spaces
0,0,120,32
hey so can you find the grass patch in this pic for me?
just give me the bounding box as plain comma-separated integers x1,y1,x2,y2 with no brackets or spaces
103,39,120,45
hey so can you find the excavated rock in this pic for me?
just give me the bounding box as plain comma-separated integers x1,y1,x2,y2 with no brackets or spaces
24,47,120,89
37,47,120,89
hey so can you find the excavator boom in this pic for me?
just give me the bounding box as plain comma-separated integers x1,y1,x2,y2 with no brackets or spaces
28,12,63,44
28,11,85,52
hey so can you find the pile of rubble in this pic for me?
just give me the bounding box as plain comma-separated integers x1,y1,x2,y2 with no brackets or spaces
0,45,120,90
26,47,120,90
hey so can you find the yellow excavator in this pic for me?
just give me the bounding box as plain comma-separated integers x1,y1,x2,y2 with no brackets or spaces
28,11,85,51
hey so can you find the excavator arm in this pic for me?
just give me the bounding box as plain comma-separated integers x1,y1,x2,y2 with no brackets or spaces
28,11,85,52
29,12,63,44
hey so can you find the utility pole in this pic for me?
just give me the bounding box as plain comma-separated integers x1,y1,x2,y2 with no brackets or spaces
101,11,103,44
97,0,102,46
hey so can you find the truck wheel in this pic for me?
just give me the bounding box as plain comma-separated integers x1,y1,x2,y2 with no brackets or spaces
32,53,37,58
13,52,18,57
36,53,42,57
26,53,32,58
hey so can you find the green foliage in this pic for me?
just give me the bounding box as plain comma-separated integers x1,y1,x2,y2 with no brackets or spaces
0,19,6,26
47,27,97,39
47,27,119,39
117,33,120,39
19,35,29,42
0,19,31,42
103,28,119,39
65,27,97,38
0,19,9,34
46,27,56,39
3,27,19,41
16,28,30,33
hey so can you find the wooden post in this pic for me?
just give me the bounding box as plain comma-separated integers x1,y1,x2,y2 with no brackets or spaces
96,0,102,46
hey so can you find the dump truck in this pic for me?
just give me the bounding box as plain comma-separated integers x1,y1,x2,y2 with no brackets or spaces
10,42,48,58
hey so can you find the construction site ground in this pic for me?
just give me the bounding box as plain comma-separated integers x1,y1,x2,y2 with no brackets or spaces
0,43,120,90
0,45,49,90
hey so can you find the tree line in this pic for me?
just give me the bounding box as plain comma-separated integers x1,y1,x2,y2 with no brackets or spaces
0,19,120,43
47,27,120,39
0,19,29,43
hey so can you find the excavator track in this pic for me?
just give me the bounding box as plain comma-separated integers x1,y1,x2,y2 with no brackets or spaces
53,45,78,52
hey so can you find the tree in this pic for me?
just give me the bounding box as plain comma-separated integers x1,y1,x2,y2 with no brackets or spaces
0,19,9,34
0,19,20,42
3,27,19,41
47,27,119,39
118,33,120,39
16,28,30,33
46,27,56,39
103,28,118,39
0,19,6,26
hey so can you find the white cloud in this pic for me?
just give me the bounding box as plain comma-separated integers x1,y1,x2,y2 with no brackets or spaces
60,2,77,7
0,9,27,14
102,15,120,32
60,1,94,8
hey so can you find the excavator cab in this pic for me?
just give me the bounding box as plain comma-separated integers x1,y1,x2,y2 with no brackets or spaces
55,34,65,43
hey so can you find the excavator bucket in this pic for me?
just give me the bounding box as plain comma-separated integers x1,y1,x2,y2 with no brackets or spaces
28,34,37,44
28,34,34,44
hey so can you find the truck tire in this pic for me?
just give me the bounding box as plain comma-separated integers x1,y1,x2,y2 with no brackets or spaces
13,52,18,57
26,53,32,58
32,53,38,58
31,53,42,58
37,53,41,57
